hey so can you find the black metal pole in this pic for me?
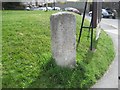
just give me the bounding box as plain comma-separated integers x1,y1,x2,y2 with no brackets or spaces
54,0,55,10
90,22,93,50
90,2,97,50
77,1,88,48
87,15,93,39
90,2,94,50
90,2,95,50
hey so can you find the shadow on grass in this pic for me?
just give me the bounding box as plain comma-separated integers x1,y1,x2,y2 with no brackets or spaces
28,57,89,88
82,37,99,64
28,38,99,88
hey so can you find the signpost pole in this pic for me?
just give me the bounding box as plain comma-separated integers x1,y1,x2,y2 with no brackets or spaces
77,0,101,51
90,1,97,50
77,1,88,48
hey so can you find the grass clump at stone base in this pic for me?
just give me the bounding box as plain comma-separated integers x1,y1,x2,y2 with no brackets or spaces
2,10,115,88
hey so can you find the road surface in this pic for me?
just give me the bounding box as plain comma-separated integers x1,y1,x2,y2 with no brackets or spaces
91,18,119,88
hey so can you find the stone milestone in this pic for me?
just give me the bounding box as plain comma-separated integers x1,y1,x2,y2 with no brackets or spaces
50,12,76,68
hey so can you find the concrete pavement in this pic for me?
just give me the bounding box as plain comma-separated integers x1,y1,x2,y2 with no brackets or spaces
91,18,118,88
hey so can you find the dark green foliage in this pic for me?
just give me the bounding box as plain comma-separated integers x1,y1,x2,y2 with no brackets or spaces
2,2,25,10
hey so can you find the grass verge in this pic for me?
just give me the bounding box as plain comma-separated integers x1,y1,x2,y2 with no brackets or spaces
0,10,2,89
2,10,115,88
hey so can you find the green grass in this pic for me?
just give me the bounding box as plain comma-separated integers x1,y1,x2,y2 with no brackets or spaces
0,10,2,89
2,10,115,88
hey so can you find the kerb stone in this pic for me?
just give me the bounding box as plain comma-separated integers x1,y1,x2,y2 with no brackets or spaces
50,12,76,68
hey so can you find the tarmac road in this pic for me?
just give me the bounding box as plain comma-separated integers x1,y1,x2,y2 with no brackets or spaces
91,18,119,88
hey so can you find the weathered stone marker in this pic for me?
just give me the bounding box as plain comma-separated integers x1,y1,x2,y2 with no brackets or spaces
50,12,76,68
